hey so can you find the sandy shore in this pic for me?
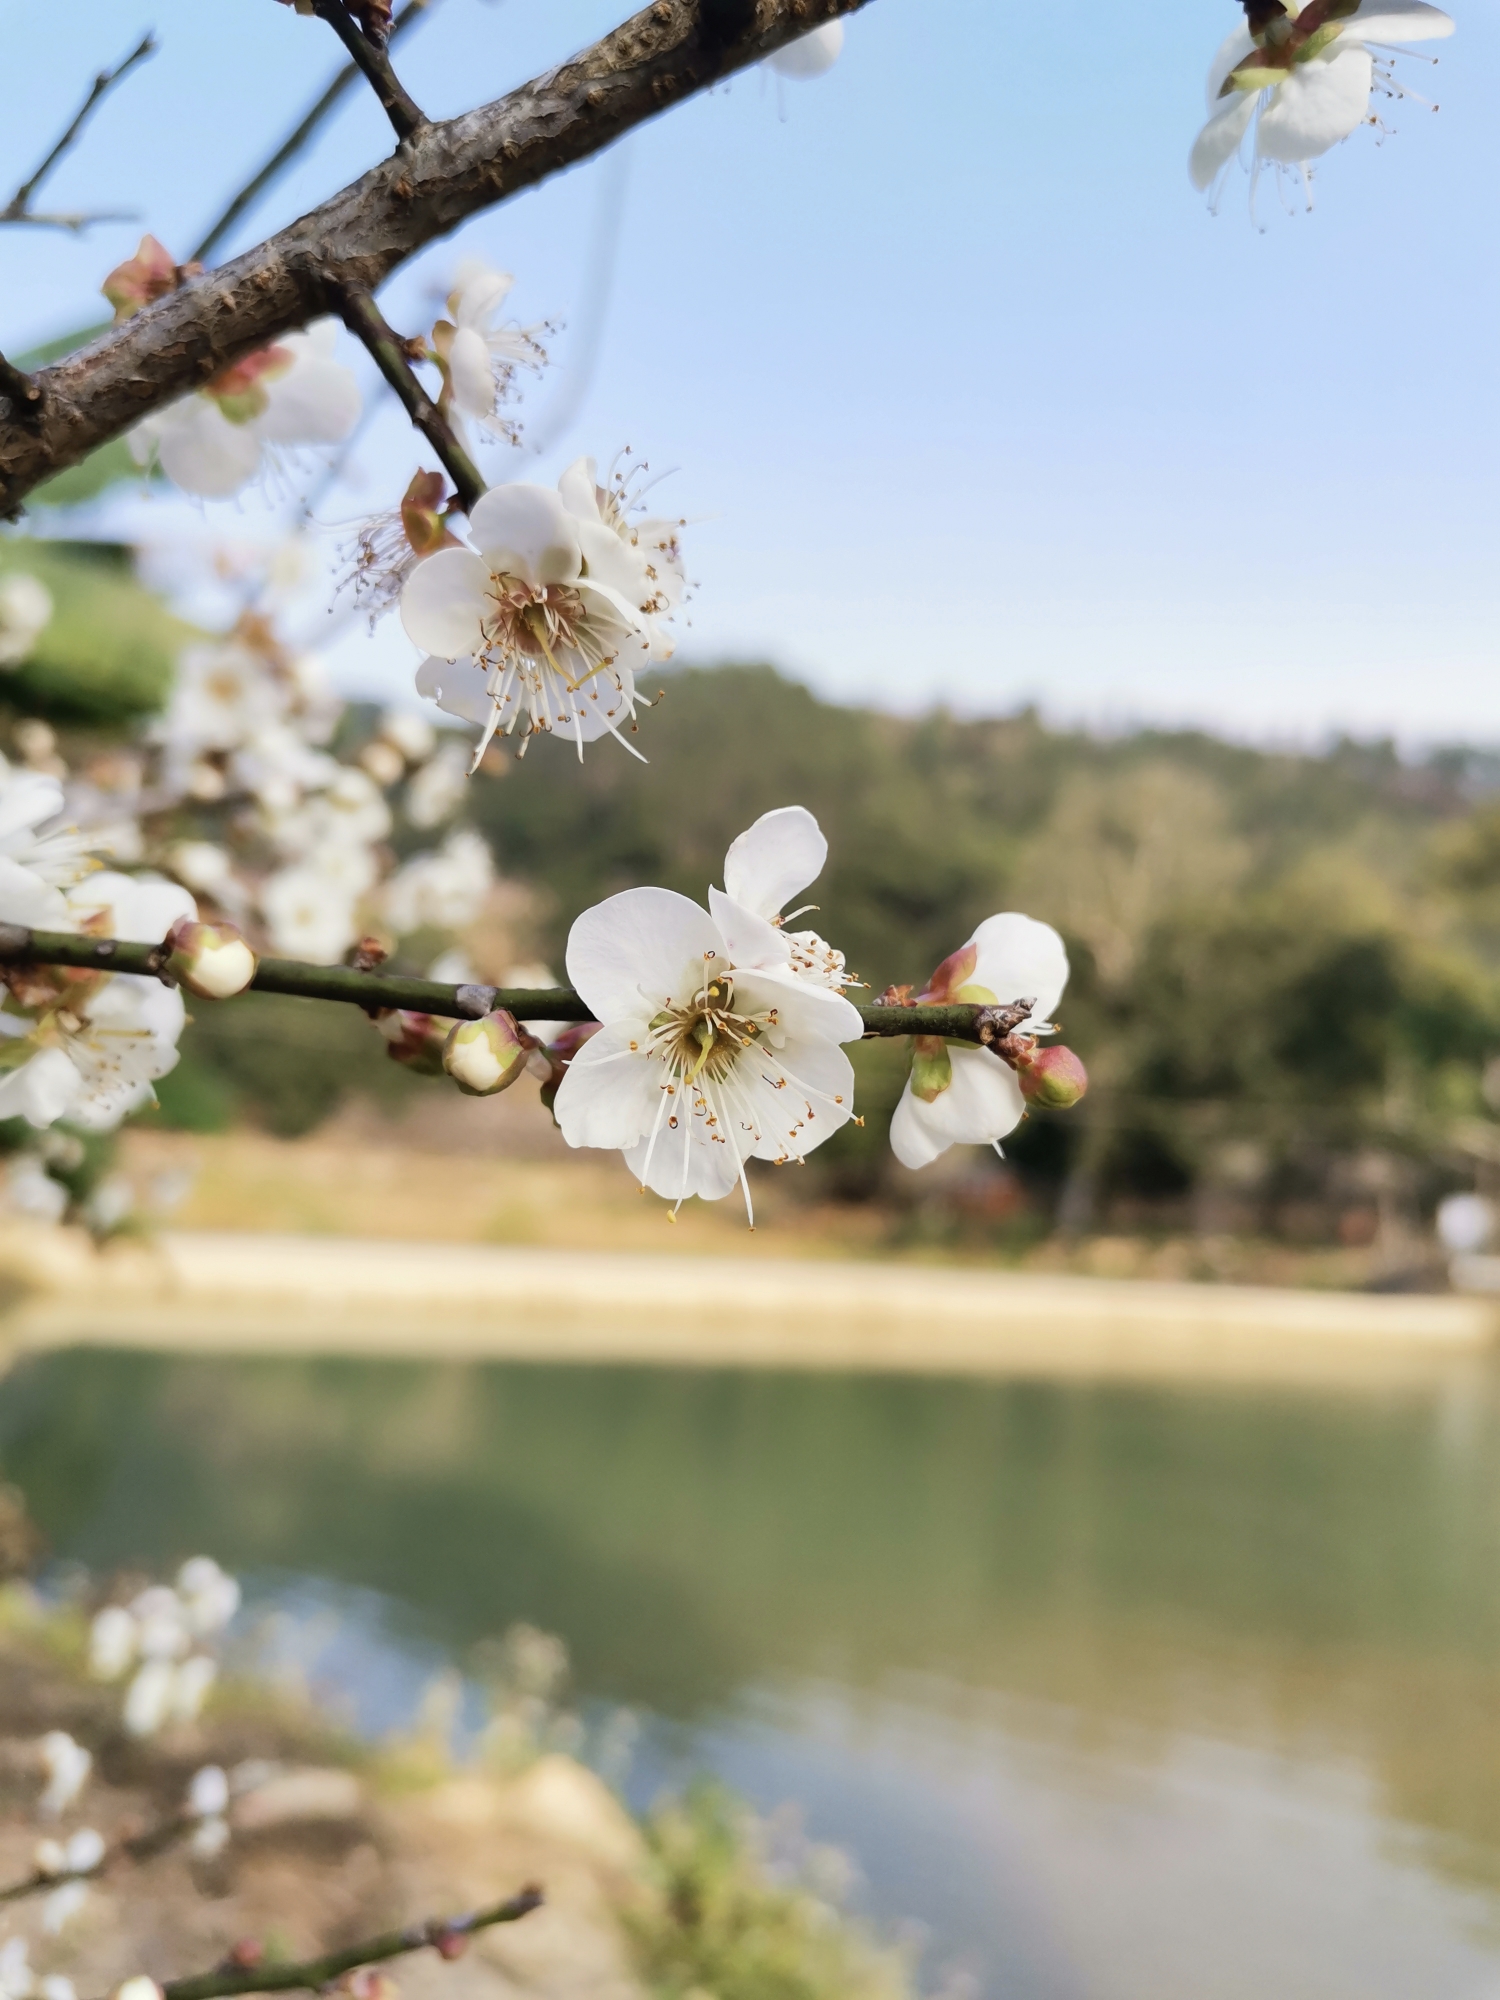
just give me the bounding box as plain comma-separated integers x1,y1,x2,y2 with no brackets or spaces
1,1225,1494,1387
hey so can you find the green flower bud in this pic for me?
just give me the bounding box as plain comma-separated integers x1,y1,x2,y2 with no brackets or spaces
909,1034,953,1104
443,1011,527,1097
164,918,258,1000
1017,1044,1088,1111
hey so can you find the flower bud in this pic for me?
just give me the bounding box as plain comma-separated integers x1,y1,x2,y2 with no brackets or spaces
442,1012,527,1097
1016,1045,1088,1111
909,1035,953,1104
102,237,179,320
114,1979,164,2000
164,919,258,1001
376,1009,448,1074
399,470,460,560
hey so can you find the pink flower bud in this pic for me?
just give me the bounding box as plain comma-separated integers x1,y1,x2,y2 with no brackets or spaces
164,919,258,1000
1016,1045,1088,1111
400,470,460,559
375,1009,448,1075
442,1012,527,1097
102,237,180,320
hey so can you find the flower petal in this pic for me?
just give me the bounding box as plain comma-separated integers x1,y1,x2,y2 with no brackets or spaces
1205,24,1255,106
969,914,1069,1022
67,871,196,943
0,857,68,929
623,1121,741,1203
401,548,490,660
553,1020,666,1151
722,805,828,920
156,399,263,499
0,1047,82,1129
258,328,361,444
557,456,601,523
565,886,725,1025
1190,89,1258,190
732,966,864,1044
1257,45,1373,163
739,1031,856,1161
447,326,495,420
415,655,496,729
768,22,843,76
707,886,792,975
1348,1,1454,42
468,483,582,587
0,771,63,847
889,1044,1024,1169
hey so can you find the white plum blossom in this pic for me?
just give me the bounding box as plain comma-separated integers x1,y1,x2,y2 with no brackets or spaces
260,864,365,964
37,1732,92,1818
130,321,361,499
0,764,100,928
431,259,545,436
402,479,661,766
1190,0,1454,209
768,21,844,75
890,915,1069,1171
714,806,850,991
0,573,53,667
177,1555,241,1635
404,738,470,829
557,455,686,660
554,874,863,1221
89,1604,137,1681
382,827,493,935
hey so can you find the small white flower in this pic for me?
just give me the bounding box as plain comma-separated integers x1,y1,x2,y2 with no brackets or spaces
553,876,863,1220
130,1583,191,1662
403,480,656,767
122,1658,176,1737
37,1732,92,1817
1191,0,1454,209
889,914,1069,1171
556,455,685,659
170,1654,217,1723
42,1881,90,1937
0,764,96,929
768,21,844,76
259,866,362,964
187,1763,230,1818
0,1935,33,2000
713,806,850,991
177,1557,241,1635
130,321,361,499
433,259,546,434
382,828,492,935
0,573,53,667
89,1604,137,1681
403,739,469,829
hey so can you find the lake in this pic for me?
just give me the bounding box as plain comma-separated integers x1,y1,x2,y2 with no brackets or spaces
5,1342,1500,1999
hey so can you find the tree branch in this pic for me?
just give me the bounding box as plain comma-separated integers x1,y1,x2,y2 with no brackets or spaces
1,34,156,231
0,928,1029,1044
0,1803,205,1908
192,0,440,266
153,1886,543,2000
332,282,485,509
309,0,428,141
0,355,42,425
0,0,870,517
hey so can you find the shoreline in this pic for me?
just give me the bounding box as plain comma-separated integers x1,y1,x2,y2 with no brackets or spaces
1,1227,1494,1388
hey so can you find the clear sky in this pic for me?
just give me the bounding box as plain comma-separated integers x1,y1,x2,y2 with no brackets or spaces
3,0,1499,746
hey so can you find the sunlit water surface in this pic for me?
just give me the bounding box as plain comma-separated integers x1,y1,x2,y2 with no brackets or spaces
6,1346,1500,1999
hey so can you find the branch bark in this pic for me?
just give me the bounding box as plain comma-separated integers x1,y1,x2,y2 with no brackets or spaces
333,282,485,509
0,927,1026,1044
0,0,869,517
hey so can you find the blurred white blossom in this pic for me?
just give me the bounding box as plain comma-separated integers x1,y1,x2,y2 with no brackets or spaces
0,574,52,667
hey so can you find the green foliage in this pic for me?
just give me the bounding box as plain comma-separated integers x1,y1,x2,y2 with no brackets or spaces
0,539,188,721
628,1784,910,2000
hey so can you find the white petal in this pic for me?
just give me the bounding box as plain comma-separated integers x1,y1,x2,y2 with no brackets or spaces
623,1122,741,1203
731,966,864,1044
156,399,263,499
1348,1,1453,42
401,548,490,659
447,326,495,420
722,805,827,920
565,887,725,1025
1190,89,1258,190
0,770,63,846
1205,23,1256,106
890,1045,1024,1168
0,1047,82,1129
890,1082,946,1170
707,886,792,974
574,517,651,606
258,344,361,445
1257,45,1373,162
454,265,514,329
768,22,843,75
553,1021,665,1151
414,655,496,728
741,1032,855,1161
557,456,601,523
468,483,582,588
969,914,1069,1021
0,857,68,929
66,871,196,944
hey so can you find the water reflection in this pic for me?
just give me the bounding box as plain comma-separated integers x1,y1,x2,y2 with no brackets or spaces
5,1346,1500,1995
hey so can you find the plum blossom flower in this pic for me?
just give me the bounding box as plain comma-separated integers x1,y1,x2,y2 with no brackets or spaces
557,455,686,659
260,863,367,964
554,876,863,1220
712,806,851,991
347,471,462,627
1190,0,1453,209
0,874,194,1131
0,765,99,929
769,22,844,75
381,828,493,935
430,260,546,438
0,573,52,667
37,1732,92,1818
402,479,661,766
889,915,1070,1171
130,321,360,498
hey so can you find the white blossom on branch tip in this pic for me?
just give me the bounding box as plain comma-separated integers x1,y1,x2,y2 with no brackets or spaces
713,805,852,992
1190,0,1454,210
430,259,547,439
553,876,863,1222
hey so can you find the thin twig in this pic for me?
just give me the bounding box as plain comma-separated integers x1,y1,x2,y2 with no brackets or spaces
157,1886,542,2000
1,34,156,229
0,1806,201,1908
331,282,486,510
193,0,440,265
310,0,427,141
0,927,1025,1043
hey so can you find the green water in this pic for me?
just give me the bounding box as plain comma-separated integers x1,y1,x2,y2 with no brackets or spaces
6,1345,1500,1998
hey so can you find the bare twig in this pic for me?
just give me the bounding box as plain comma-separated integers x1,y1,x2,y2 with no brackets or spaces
331,282,485,510
0,927,1024,1044
193,0,440,266
0,34,156,232
310,0,428,141
0,0,872,517
0,1804,204,1908
153,1885,543,2000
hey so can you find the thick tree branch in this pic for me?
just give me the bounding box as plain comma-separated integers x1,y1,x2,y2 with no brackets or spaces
0,928,1029,1045
153,1886,543,2000
310,0,428,140
0,355,42,426
1,34,156,233
333,282,485,509
193,0,440,266
0,0,869,517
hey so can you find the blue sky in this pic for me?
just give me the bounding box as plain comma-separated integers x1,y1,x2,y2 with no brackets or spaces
3,0,1498,744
